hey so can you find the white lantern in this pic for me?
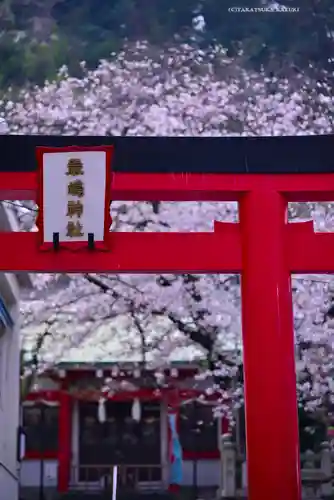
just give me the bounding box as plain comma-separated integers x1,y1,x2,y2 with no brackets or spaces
131,398,141,422
97,398,106,423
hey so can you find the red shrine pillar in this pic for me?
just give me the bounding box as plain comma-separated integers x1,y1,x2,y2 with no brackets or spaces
239,189,301,500
57,388,72,492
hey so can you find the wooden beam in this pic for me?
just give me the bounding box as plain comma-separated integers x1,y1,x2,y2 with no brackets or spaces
2,172,334,202
0,227,241,273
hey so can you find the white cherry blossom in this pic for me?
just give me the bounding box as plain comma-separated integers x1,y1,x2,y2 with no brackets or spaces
2,42,334,418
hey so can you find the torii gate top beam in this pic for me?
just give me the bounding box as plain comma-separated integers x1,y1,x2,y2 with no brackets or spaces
0,134,333,174
0,135,333,202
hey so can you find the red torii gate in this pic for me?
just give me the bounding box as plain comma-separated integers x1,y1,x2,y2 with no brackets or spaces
1,134,334,500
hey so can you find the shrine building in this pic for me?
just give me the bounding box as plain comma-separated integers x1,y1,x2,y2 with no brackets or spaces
19,320,230,497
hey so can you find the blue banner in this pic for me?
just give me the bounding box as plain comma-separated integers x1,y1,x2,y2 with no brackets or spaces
168,413,183,485
0,297,13,329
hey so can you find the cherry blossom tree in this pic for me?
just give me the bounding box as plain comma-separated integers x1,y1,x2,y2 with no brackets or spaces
2,41,334,422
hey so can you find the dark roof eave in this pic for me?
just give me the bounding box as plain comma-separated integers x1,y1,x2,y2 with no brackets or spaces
53,360,204,371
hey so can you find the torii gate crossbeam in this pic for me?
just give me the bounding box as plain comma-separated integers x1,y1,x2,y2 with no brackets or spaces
1,135,334,500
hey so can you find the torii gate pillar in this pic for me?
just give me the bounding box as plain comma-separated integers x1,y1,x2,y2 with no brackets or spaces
240,189,300,500
0,134,334,500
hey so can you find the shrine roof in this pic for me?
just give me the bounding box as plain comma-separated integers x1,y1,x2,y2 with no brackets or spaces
1,134,333,174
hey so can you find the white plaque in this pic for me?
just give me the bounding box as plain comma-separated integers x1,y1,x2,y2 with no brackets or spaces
36,146,113,250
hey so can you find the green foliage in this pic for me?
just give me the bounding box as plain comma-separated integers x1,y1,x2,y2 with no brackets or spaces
298,407,327,453
0,0,332,88
0,34,26,87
